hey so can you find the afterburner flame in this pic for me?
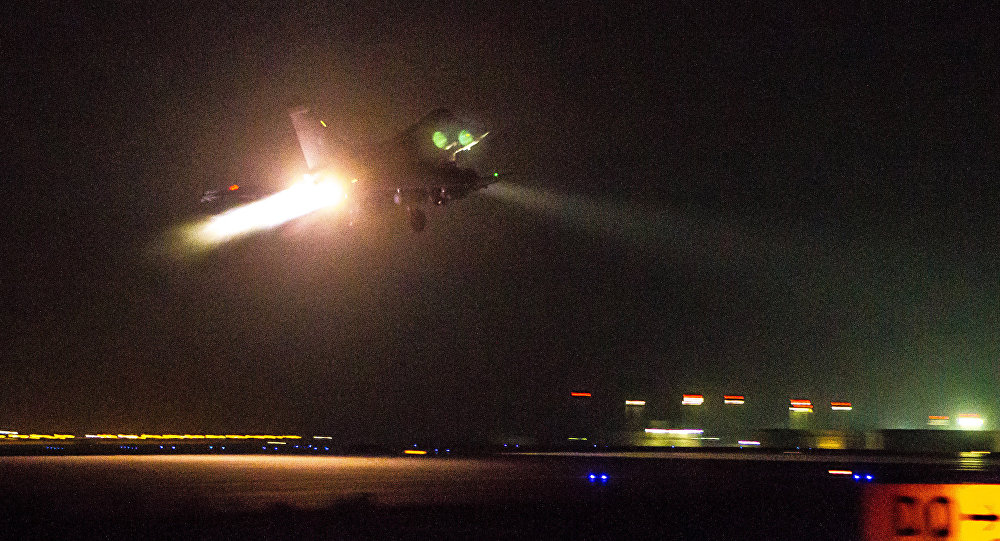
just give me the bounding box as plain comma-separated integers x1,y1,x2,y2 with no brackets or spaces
192,173,348,247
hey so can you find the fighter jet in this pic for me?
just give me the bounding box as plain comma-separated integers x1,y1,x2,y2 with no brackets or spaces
287,106,494,232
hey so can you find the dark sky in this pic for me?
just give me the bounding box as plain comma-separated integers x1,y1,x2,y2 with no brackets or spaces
6,3,998,440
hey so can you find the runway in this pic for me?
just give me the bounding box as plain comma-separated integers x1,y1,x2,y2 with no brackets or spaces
1,452,996,539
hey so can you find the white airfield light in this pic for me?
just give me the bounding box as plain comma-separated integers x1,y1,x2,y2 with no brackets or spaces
193,173,349,246
957,413,985,430
645,428,703,435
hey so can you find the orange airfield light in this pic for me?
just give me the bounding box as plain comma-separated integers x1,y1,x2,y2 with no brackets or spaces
228,184,239,191
682,394,704,406
570,392,592,398
724,395,745,405
789,399,813,412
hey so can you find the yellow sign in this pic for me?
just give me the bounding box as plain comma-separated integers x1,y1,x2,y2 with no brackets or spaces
863,484,1000,540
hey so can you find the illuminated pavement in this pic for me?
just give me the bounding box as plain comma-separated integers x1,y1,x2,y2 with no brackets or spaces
1,453,997,539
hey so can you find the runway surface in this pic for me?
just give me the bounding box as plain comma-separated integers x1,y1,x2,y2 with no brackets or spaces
1,451,996,539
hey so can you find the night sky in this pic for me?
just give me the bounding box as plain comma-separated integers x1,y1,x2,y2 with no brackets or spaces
6,4,998,440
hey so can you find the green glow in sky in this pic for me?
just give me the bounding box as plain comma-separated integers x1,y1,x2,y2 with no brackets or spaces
432,131,448,149
458,129,473,146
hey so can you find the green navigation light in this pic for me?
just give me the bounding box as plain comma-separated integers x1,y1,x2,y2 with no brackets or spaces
493,172,499,177
432,131,448,149
458,129,473,146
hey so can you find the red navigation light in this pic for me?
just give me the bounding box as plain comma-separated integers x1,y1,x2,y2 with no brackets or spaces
228,184,240,191
570,392,592,398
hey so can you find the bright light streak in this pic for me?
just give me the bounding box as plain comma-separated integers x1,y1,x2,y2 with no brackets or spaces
682,394,704,405
404,449,427,455
645,428,703,435
831,401,852,411
724,395,745,405
266,441,286,445
625,400,646,406
789,399,813,412
957,414,985,430
737,440,761,446
570,392,592,397
8,434,76,440
828,469,853,475
313,436,333,439
191,174,349,247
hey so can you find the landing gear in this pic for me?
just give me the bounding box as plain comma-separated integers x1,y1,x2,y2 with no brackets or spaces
407,206,427,232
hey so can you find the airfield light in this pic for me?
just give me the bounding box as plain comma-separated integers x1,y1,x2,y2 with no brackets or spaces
404,449,427,455
458,129,474,146
570,392,592,397
319,120,327,128
493,172,499,177
957,414,985,430
737,440,761,446
644,428,703,435
682,394,704,406
432,131,448,149
927,415,950,426
789,399,813,412
724,395,745,405
625,400,646,406
828,470,853,475
830,401,853,411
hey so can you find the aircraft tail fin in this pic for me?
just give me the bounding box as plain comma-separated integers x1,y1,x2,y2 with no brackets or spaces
288,106,329,170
